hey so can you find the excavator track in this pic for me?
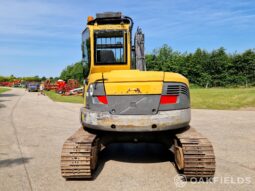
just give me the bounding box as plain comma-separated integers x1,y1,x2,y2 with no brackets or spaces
61,127,100,179
174,127,215,179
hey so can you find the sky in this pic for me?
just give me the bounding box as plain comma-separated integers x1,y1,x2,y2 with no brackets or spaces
0,0,255,77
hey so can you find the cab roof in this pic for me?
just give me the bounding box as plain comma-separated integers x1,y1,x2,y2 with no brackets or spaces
87,12,132,26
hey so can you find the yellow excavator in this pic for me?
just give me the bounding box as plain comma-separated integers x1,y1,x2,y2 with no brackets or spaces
60,12,215,180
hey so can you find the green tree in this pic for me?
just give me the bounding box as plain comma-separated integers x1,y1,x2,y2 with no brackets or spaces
60,61,84,83
71,62,83,83
230,49,255,86
186,49,211,87
146,44,185,74
207,47,230,87
41,76,47,81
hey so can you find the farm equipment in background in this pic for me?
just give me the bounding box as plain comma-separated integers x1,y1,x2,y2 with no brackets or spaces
0,80,22,87
44,79,81,95
44,80,58,91
56,79,80,95
12,80,22,87
0,82,12,87
55,80,66,94
68,87,83,96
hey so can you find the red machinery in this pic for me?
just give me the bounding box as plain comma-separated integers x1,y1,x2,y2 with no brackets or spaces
56,79,80,94
0,80,21,87
44,80,58,91
0,82,12,87
43,79,80,95
56,80,66,94
12,79,21,87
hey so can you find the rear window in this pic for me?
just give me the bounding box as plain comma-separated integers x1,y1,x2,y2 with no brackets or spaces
94,30,127,65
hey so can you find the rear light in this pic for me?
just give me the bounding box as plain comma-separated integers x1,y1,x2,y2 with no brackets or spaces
160,95,178,104
96,95,108,104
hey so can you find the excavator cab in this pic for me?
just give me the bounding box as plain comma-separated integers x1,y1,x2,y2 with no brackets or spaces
81,12,146,77
81,12,131,76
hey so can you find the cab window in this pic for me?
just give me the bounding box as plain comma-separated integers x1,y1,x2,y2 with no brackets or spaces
94,30,127,65
82,28,91,77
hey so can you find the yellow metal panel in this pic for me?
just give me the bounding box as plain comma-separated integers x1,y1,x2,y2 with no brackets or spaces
103,70,164,82
164,72,189,86
91,65,130,74
88,72,103,84
105,82,163,95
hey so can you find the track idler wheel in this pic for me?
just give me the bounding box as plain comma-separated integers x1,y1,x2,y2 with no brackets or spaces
91,138,101,171
174,143,184,170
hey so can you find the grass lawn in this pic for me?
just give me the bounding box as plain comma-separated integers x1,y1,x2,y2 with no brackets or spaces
44,90,83,104
0,87,11,94
190,88,255,110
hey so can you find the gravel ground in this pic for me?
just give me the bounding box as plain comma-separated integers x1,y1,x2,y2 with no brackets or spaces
0,88,254,191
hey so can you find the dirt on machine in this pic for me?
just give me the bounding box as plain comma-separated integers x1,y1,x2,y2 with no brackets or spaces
60,12,216,180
